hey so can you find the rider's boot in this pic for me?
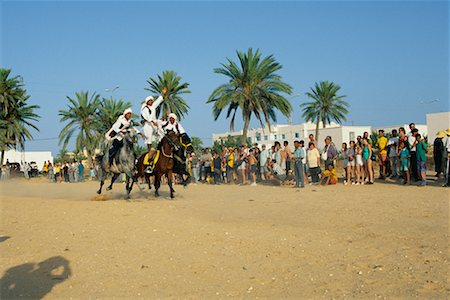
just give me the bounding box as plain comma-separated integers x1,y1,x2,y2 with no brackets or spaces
145,149,156,174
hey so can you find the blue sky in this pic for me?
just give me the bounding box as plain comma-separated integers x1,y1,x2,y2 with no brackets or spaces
1,0,448,155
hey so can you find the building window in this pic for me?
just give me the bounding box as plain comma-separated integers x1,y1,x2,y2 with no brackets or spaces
349,132,355,141
295,133,300,138
264,135,268,141
281,134,286,140
274,134,278,140
256,135,261,142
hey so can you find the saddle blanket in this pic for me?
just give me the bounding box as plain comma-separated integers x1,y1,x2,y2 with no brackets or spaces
143,150,160,166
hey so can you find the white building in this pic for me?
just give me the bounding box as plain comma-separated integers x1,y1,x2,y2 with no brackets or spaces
3,149,53,170
426,112,450,142
212,122,372,150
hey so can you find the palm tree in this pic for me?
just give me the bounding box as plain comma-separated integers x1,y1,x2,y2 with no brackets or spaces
190,136,204,155
0,69,40,165
146,70,191,120
300,81,349,142
58,91,101,168
207,48,292,144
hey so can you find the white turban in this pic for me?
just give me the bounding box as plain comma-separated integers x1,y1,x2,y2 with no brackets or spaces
145,96,154,103
123,108,132,116
168,113,178,121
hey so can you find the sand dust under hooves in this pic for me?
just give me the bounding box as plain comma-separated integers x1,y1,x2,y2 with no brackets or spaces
1,178,449,299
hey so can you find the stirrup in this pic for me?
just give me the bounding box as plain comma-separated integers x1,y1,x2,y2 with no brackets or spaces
144,165,153,174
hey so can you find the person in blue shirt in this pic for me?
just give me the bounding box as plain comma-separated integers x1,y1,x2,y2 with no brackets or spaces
77,161,84,182
293,140,305,188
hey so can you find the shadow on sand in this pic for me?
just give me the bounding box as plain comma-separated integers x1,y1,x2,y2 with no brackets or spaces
0,256,71,299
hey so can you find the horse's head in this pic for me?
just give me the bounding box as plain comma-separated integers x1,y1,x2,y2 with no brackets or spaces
180,133,194,154
123,128,139,146
165,130,181,149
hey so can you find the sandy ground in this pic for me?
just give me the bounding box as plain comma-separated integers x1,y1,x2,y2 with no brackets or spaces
0,177,449,299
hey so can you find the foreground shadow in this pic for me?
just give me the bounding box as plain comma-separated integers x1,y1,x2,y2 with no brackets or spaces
0,256,71,299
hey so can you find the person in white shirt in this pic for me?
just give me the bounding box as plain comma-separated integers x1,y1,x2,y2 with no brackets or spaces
387,129,399,178
155,113,186,136
141,88,166,164
259,144,270,180
105,108,140,169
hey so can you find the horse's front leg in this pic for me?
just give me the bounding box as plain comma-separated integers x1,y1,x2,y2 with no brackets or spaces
168,171,175,199
107,173,119,191
154,173,161,197
97,180,104,194
125,175,133,200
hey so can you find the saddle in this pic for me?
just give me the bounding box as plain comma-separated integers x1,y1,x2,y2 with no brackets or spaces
143,150,160,166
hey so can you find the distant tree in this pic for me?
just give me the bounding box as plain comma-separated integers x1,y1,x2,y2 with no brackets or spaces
58,91,100,168
190,136,204,155
0,68,40,165
300,81,349,142
207,48,292,145
212,135,251,153
146,70,191,120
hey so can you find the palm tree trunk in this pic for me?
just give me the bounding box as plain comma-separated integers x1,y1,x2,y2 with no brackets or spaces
87,149,94,169
1,150,4,166
242,113,251,145
315,117,320,143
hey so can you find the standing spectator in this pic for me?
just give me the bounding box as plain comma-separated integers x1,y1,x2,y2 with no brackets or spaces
408,124,420,181
307,142,321,184
398,141,411,185
23,162,30,179
293,140,305,188
63,163,70,182
415,134,428,186
48,163,54,182
308,134,318,149
444,129,450,187
433,131,446,178
259,144,270,180
323,136,337,169
238,146,248,185
388,129,399,178
248,149,257,186
355,140,364,184
363,138,374,184
212,151,221,185
189,153,199,184
55,164,61,183
300,140,309,184
274,142,285,173
347,141,356,184
342,142,349,184
283,141,293,176
72,162,78,182
78,161,84,182
201,148,212,182
226,147,234,183
376,130,388,179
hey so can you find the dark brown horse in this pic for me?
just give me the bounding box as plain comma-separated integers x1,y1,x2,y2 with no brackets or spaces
136,130,180,198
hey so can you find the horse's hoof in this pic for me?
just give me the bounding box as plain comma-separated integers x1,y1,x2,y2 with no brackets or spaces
106,186,112,191
97,190,101,195
155,193,159,197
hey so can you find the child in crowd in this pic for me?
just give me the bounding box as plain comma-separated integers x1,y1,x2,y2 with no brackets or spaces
415,134,428,186
399,142,410,185
347,141,356,185
355,141,364,184
320,164,338,185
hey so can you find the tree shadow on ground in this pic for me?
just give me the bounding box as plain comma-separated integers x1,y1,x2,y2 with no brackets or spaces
0,256,71,299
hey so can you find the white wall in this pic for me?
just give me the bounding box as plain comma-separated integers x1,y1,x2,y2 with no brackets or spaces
4,150,53,170
427,112,450,142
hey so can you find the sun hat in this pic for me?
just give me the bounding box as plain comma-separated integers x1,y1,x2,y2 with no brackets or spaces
436,131,446,138
446,128,450,136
